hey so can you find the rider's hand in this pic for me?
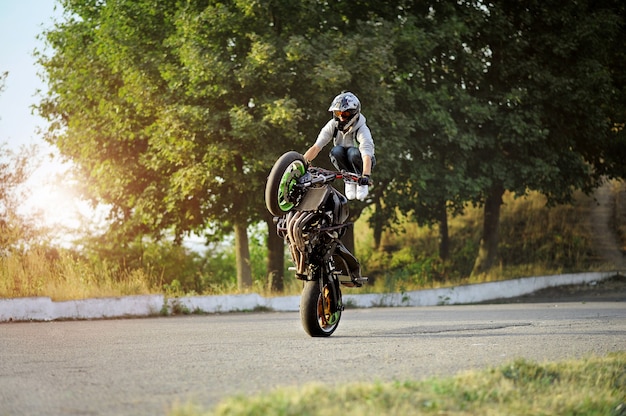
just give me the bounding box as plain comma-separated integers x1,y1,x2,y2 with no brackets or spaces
358,175,370,186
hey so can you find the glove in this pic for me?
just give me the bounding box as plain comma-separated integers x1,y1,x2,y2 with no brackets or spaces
358,175,370,186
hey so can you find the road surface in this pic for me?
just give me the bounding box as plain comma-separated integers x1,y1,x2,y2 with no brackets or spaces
1,301,624,415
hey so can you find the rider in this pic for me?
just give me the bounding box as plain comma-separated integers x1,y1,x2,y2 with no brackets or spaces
303,91,376,201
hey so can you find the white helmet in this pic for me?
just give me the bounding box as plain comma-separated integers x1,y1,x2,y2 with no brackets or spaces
328,91,361,132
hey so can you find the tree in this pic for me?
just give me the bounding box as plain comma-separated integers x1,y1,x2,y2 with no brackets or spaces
39,0,623,287
409,0,622,275
0,73,42,250
37,0,408,291
600,1,626,179
0,143,39,250
465,0,625,275
370,1,625,277
383,3,490,262
38,0,255,288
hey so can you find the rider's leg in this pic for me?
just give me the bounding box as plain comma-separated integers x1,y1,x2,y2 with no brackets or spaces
346,148,376,174
329,145,351,171
331,146,376,175
345,147,363,174
330,146,357,199
345,148,371,200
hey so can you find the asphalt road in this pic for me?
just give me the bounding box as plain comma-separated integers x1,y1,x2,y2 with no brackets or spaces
1,301,625,416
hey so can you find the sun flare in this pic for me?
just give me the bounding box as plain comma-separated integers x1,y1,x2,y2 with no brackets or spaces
26,182,84,229
19,162,106,245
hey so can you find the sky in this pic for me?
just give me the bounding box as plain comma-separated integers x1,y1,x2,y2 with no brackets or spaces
0,1,105,244
0,0,62,149
0,1,205,249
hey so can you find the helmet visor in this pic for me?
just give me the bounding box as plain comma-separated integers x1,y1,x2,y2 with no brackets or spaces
333,109,356,119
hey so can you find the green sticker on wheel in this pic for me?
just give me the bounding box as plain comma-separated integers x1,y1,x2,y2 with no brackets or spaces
277,161,305,212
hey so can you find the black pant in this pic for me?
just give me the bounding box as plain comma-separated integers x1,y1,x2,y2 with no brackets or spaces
329,145,375,175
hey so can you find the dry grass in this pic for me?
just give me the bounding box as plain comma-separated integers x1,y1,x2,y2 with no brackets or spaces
0,248,159,301
354,186,619,294
169,352,626,416
0,246,306,300
612,180,626,254
2,183,624,300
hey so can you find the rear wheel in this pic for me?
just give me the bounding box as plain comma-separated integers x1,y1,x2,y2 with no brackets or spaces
265,151,307,217
300,279,342,337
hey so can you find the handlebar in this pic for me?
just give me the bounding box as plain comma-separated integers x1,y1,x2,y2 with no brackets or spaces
306,166,361,183
289,165,369,201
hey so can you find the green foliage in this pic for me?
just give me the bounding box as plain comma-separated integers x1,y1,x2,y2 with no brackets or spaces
0,143,42,250
36,0,405,289
383,0,626,275
33,0,626,281
387,254,444,293
357,190,609,291
498,195,593,270
501,360,561,387
169,352,626,416
2,184,623,299
0,246,158,300
0,237,261,300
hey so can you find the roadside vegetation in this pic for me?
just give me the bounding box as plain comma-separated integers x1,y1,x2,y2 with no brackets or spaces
30,0,626,292
168,352,626,416
2,1,625,300
350,186,623,295
2,182,624,301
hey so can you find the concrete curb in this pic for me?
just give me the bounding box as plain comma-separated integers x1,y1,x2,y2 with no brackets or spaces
0,271,619,322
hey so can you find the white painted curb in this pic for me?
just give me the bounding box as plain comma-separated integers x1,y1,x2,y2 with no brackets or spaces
0,271,620,322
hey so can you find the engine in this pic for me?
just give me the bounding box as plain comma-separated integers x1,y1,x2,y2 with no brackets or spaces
275,185,349,278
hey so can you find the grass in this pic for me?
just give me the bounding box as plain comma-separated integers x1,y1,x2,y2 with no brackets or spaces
2,181,625,300
168,352,626,416
0,245,307,301
0,247,161,301
612,180,626,255
352,185,622,295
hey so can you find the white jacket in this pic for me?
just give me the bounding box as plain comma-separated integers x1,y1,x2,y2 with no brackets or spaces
313,114,375,158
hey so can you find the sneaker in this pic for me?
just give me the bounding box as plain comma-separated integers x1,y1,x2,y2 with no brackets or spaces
345,182,357,200
356,184,369,201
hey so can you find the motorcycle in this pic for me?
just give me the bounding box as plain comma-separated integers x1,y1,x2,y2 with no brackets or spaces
265,151,367,337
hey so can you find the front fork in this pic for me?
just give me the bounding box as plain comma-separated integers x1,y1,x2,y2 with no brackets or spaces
318,263,343,325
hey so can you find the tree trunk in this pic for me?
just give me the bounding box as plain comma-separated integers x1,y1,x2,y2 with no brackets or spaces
265,213,284,292
437,200,450,261
234,221,253,290
372,198,384,249
471,184,504,277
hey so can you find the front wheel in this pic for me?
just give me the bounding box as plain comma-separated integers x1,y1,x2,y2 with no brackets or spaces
265,151,307,217
300,280,342,337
